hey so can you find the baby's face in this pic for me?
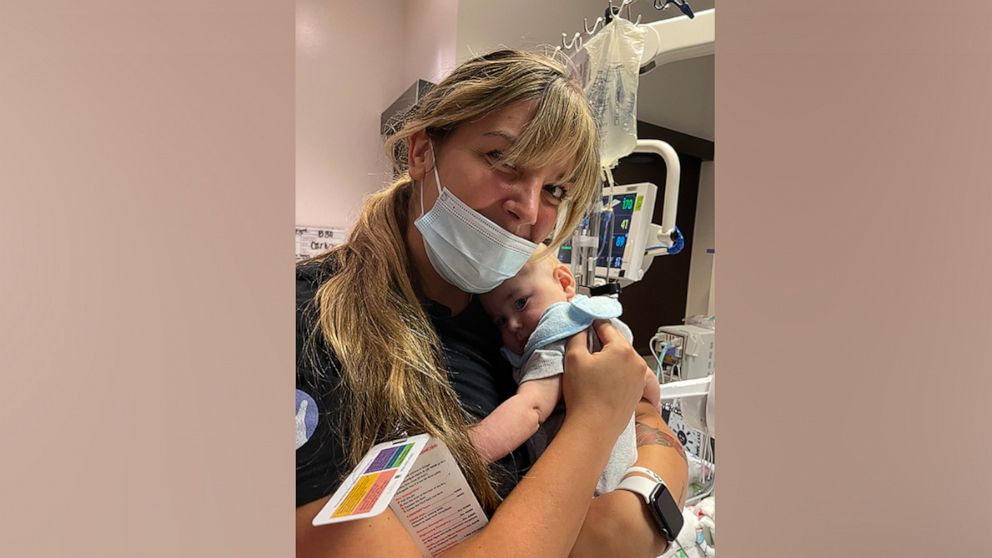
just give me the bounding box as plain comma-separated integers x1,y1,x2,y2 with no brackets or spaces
481,263,571,355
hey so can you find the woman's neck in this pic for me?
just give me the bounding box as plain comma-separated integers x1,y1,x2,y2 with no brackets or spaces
406,195,471,315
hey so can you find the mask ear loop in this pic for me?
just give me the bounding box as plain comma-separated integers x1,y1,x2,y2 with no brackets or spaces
428,141,442,195
418,170,425,217
419,139,443,217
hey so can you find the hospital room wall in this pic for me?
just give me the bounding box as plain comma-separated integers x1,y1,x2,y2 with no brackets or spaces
455,0,608,64
686,161,715,317
296,0,458,229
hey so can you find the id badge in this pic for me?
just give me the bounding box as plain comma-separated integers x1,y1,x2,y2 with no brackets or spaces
312,434,430,525
312,435,488,557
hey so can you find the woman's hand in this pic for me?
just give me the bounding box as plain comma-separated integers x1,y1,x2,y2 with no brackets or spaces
562,320,646,438
641,366,662,412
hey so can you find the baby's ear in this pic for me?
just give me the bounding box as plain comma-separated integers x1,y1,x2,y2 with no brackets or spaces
553,262,577,298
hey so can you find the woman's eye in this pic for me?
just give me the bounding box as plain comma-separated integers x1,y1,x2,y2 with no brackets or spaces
486,150,517,173
543,184,567,205
513,297,529,311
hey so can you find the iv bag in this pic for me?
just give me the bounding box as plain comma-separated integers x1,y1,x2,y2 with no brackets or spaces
582,17,646,169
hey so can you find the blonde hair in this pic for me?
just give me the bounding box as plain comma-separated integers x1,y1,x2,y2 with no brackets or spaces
498,244,562,288
527,243,561,269
303,49,600,511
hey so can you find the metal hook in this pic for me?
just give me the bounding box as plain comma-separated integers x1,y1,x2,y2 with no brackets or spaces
562,31,583,50
618,0,642,25
584,16,604,35
606,0,640,24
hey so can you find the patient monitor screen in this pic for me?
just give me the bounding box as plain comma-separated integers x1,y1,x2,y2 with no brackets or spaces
557,182,657,282
598,192,637,269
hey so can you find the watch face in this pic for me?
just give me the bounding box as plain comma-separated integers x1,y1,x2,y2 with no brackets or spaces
649,484,685,541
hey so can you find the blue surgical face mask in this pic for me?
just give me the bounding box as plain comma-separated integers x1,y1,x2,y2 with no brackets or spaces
414,142,538,294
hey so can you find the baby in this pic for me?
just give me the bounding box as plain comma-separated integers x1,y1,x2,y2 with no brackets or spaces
475,245,660,495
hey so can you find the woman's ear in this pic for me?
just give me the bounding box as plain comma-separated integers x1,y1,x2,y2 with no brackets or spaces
552,261,577,298
407,129,434,182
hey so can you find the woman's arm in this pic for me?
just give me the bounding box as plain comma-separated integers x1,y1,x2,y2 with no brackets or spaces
297,413,623,558
297,322,646,558
297,500,422,557
569,400,690,558
469,376,562,462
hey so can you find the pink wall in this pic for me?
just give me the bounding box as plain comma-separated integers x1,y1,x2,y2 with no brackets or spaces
296,0,458,229
405,0,459,84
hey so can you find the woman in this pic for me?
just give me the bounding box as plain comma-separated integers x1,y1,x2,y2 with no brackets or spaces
296,50,688,557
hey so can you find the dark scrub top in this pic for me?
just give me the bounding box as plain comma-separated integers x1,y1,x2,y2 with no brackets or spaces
295,260,531,508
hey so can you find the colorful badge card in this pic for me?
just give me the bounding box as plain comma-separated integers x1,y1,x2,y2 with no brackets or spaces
312,434,430,525
388,439,488,557
311,434,489,557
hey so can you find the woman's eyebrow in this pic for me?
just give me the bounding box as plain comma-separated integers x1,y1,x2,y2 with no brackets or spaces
482,130,517,144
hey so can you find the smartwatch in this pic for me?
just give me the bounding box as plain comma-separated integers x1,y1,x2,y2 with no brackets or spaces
616,472,684,543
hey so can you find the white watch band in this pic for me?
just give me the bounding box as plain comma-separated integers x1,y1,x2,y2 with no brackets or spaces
616,474,658,504
624,466,666,485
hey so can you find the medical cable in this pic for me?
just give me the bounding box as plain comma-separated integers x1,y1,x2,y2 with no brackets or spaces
695,517,716,556
644,225,684,256
649,338,668,381
602,168,621,285
648,331,663,371
596,210,614,259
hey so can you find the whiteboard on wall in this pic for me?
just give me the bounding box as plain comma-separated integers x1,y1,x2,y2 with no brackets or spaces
296,225,346,261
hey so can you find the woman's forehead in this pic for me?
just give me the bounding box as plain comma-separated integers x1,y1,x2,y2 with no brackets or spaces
463,98,538,134
470,130,576,179
457,99,581,178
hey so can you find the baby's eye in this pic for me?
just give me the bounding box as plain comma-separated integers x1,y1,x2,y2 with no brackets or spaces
513,297,529,311
493,316,506,328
